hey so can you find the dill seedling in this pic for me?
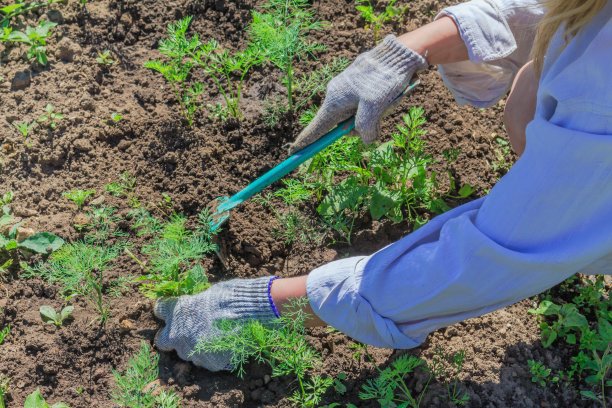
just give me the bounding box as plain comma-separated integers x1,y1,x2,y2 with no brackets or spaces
359,354,430,407
294,57,350,112
194,298,333,407
63,189,95,209
138,211,217,298
355,0,407,43
23,242,121,323
249,0,326,111
298,105,317,126
112,342,181,408
105,172,137,198
144,17,202,126
147,17,261,121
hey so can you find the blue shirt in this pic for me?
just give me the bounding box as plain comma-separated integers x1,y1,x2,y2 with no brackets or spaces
306,0,612,348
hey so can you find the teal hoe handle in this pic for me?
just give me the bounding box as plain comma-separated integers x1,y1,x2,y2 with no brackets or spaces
209,80,420,232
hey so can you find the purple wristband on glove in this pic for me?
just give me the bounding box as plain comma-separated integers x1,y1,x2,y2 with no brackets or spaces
267,276,281,318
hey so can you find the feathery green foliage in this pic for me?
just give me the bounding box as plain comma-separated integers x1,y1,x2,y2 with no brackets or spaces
137,210,217,298
294,57,350,113
105,172,136,198
194,298,332,407
23,242,121,323
112,342,181,408
359,354,429,407
146,16,260,122
250,0,326,110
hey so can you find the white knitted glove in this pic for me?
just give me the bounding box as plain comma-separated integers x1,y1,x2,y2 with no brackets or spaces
153,276,279,371
291,35,427,152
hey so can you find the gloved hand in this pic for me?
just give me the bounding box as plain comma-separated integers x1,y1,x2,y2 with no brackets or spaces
290,35,427,152
153,276,279,371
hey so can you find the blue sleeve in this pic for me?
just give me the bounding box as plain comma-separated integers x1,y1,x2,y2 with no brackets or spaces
306,7,612,349
436,0,545,107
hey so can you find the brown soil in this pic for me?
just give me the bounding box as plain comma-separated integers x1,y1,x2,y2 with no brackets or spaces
0,0,592,407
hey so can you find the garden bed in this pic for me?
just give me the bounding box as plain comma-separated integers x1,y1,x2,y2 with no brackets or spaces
0,0,608,407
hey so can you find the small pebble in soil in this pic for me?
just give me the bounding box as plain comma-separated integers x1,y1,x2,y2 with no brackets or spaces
11,71,31,91
56,37,82,62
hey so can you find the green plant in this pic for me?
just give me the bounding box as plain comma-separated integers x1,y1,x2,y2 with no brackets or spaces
105,172,136,198
359,354,430,408
0,20,57,65
1,199,64,279
250,0,326,110
294,57,350,113
144,19,202,126
0,192,12,207
0,375,8,408
529,275,611,406
333,373,348,395
112,342,181,408
263,97,290,127
13,121,36,143
0,0,63,28
298,105,317,127
137,210,217,298
272,210,322,246
23,242,121,323
24,389,69,408
430,347,470,406
528,359,559,387
276,107,447,242
0,324,10,345
194,298,333,407
110,112,123,123
63,189,95,209
39,305,74,327
37,104,63,129
355,0,407,43
77,206,124,244
96,50,115,66
490,135,512,174
147,17,261,121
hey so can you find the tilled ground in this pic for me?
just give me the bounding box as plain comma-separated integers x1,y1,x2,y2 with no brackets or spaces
0,0,592,406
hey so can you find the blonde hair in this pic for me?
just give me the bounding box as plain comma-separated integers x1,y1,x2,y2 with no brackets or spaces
532,0,606,75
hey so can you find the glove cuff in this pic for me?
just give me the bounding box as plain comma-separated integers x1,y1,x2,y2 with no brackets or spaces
224,276,280,322
373,34,428,75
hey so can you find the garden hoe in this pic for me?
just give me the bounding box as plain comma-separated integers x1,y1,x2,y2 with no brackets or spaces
208,80,420,263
